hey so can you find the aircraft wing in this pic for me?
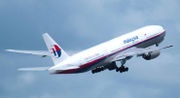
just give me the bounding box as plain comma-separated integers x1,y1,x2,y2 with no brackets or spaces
112,45,173,61
6,49,50,57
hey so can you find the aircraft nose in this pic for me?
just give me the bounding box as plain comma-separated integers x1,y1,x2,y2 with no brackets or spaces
157,25,165,32
154,25,165,34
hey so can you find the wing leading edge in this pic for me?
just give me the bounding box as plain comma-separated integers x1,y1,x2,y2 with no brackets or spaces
111,45,173,62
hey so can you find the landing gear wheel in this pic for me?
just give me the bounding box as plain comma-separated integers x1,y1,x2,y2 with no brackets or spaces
91,67,105,74
125,67,128,71
116,68,119,72
118,66,129,73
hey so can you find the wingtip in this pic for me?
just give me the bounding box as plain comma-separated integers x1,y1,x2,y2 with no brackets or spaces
17,68,23,71
166,45,173,48
161,45,173,50
5,49,13,52
169,45,173,47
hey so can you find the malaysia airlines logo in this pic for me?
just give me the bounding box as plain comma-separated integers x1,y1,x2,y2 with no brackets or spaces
51,45,61,57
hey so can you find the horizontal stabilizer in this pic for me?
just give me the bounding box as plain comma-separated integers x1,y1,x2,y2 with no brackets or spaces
6,49,50,57
18,67,50,71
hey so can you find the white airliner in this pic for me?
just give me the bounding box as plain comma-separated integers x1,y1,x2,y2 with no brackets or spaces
6,25,172,74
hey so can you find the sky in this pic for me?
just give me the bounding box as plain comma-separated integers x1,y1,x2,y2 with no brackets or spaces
0,0,180,98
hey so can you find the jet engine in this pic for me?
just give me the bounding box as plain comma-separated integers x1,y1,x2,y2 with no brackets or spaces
142,50,160,60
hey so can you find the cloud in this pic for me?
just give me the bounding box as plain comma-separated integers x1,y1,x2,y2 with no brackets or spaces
116,90,132,98
17,72,36,85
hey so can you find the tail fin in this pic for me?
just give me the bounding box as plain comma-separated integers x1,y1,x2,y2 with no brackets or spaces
42,33,69,64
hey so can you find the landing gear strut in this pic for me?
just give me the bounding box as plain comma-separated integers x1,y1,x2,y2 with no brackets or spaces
116,59,129,73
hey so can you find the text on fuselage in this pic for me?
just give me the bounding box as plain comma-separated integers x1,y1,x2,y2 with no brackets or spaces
123,36,138,44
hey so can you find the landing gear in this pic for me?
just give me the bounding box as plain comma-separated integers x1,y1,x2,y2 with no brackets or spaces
116,59,129,73
92,67,104,74
116,66,129,73
91,59,129,74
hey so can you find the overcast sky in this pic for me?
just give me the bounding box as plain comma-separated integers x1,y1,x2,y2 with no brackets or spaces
0,0,180,98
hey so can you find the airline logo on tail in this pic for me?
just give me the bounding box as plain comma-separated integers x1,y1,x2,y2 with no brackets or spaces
51,45,61,57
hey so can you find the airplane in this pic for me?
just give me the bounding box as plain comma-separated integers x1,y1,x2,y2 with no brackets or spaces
6,25,173,74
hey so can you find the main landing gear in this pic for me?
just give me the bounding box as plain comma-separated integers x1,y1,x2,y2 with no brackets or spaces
91,59,129,74
116,59,129,73
92,67,104,74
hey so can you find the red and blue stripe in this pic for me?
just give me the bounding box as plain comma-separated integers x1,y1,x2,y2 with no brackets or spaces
52,45,61,57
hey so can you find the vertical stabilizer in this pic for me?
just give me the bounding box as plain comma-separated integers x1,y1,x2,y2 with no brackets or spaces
42,33,69,64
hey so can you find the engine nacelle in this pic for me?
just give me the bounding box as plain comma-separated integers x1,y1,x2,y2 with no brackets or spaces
142,50,160,60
